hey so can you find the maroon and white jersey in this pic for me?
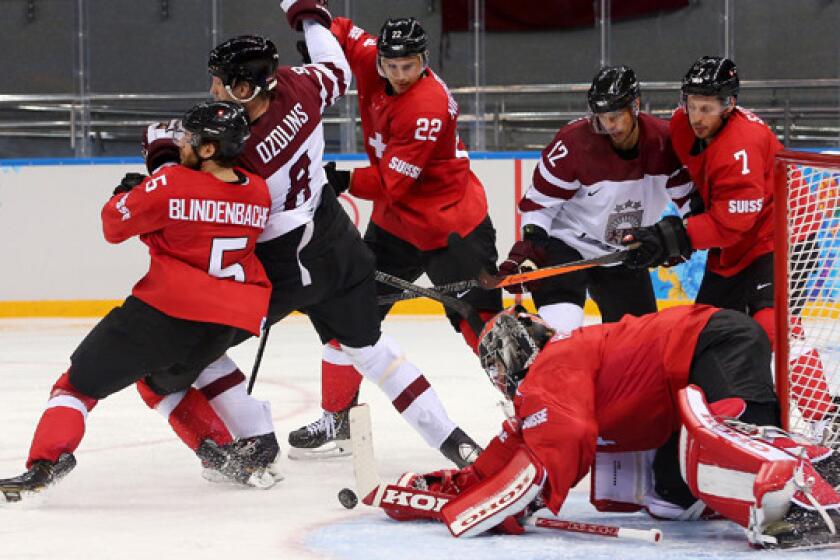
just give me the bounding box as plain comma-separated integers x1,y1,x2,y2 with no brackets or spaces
519,113,694,259
236,21,350,242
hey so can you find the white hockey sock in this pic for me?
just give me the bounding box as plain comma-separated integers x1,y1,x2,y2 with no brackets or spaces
537,302,586,334
341,334,456,449
196,354,274,439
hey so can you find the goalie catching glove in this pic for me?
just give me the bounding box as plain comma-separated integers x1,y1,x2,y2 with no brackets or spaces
281,0,332,31
622,215,693,269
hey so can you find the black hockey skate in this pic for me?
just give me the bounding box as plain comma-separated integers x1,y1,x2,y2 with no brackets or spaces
0,453,76,503
439,427,482,468
761,503,840,549
197,433,280,489
287,407,352,460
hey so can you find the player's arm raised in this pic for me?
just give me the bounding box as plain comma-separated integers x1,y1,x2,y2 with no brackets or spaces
330,17,379,81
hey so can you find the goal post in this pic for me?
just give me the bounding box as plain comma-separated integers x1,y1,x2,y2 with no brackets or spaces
774,149,840,447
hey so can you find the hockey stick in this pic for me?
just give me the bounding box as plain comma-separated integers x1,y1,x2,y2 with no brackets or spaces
246,323,271,395
374,271,485,338
528,517,663,544
375,245,640,305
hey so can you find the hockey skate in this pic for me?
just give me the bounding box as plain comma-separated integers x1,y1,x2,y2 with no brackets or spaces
287,407,351,460
0,453,76,503
439,427,482,468
197,433,281,489
760,504,840,549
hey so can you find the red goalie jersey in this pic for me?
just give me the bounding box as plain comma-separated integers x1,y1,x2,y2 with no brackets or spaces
331,17,487,250
670,107,783,276
476,304,720,515
101,165,272,334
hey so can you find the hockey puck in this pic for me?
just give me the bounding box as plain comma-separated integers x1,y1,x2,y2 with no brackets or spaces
338,487,358,509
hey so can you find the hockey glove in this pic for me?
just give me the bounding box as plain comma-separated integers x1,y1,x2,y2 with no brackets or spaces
499,225,550,294
113,172,147,196
324,161,351,196
622,215,693,270
141,120,182,175
281,0,332,31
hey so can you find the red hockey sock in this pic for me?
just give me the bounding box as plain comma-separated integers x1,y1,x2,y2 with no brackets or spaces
321,339,362,412
752,307,775,350
136,380,232,450
458,311,498,354
27,371,98,468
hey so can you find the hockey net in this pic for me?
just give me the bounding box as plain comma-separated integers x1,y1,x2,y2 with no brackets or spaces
775,150,840,448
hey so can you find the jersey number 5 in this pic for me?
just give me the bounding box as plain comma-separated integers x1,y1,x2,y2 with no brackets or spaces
733,149,750,175
415,118,442,141
209,237,248,282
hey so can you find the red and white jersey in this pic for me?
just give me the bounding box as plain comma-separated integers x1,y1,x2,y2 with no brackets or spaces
520,114,693,259
101,165,272,335
331,17,488,250
670,106,783,276
510,304,720,514
236,21,350,242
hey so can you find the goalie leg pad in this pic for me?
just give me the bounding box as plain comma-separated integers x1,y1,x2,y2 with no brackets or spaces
442,446,546,538
363,474,453,522
678,385,798,529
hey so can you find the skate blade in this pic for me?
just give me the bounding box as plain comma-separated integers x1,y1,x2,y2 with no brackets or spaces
287,439,352,461
201,467,282,489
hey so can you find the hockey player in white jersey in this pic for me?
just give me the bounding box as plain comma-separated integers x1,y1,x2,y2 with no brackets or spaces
500,65,694,332
134,0,482,485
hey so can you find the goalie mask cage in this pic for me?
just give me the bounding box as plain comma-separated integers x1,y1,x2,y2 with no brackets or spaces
774,150,840,448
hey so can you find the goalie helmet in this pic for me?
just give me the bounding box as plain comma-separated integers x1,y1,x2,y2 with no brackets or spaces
182,101,250,161
477,307,554,399
681,56,739,99
208,35,280,94
587,65,640,114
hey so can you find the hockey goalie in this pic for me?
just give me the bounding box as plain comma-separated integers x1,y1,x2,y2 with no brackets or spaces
364,305,840,549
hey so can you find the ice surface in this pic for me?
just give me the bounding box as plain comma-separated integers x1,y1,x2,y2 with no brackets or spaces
0,316,836,559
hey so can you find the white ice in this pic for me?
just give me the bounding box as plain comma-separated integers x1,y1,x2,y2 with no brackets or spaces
0,316,835,559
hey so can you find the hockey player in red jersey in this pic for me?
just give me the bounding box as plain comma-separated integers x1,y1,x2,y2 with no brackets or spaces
0,101,276,502
500,65,693,334
623,56,833,425
284,15,502,459
149,1,482,474
366,306,840,549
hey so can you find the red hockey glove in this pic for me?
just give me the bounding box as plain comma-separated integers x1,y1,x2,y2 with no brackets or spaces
499,225,549,294
281,0,332,31
622,215,692,270
141,120,182,174
113,172,147,196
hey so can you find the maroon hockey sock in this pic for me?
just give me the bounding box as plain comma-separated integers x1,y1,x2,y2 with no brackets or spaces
136,380,232,450
458,311,498,354
321,339,363,412
27,372,98,468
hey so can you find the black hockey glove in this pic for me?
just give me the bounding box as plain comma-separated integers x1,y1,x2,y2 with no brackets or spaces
324,161,351,196
622,215,693,270
113,172,147,196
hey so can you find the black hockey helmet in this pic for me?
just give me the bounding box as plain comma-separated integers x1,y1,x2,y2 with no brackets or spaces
587,65,640,114
477,306,554,399
681,56,739,99
182,101,250,161
208,35,279,96
377,17,428,59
